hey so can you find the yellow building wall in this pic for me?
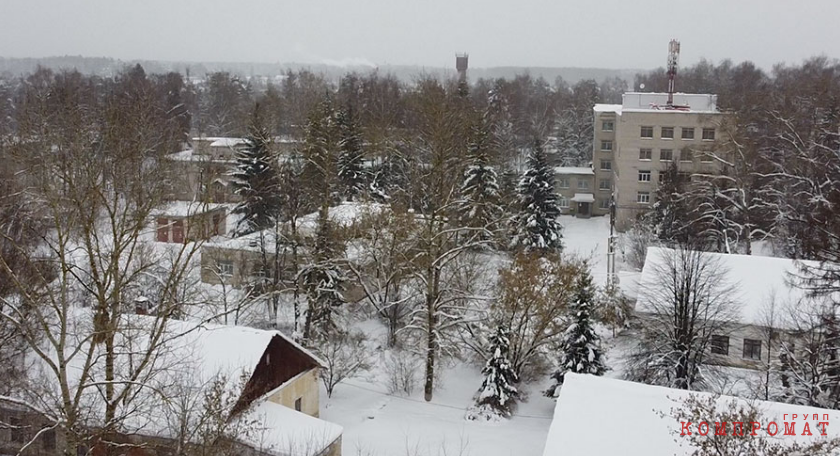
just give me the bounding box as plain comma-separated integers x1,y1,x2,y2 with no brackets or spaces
266,368,321,418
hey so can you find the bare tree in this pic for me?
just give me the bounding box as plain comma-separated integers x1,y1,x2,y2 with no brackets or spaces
0,67,206,454
346,208,419,347
670,394,840,455
626,246,740,390
315,330,371,398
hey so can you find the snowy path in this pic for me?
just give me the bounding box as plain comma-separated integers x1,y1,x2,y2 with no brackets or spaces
320,364,555,456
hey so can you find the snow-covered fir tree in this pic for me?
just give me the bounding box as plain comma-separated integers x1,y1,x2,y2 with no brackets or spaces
336,105,365,201
510,140,563,252
459,117,502,243
300,208,346,343
230,107,281,235
471,325,519,419
546,270,606,397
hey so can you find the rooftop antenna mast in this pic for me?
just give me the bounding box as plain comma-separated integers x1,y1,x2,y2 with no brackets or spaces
666,39,680,107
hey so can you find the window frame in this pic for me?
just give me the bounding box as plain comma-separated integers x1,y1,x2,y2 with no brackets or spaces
599,179,611,191
156,218,170,243
602,120,614,132
217,260,234,278
639,148,652,161
680,149,694,162
711,335,730,356
577,179,590,190
640,126,654,139
557,177,570,189
558,196,570,208
660,149,673,162
743,339,762,360
681,127,695,140
295,397,303,412
702,127,716,141
661,126,674,139
638,170,652,182
598,198,610,210
600,160,612,171
600,139,613,151
636,191,651,204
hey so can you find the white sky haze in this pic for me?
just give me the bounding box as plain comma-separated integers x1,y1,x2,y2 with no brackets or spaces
2,0,839,69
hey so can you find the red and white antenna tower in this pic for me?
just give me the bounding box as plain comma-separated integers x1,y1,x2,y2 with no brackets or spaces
666,39,680,107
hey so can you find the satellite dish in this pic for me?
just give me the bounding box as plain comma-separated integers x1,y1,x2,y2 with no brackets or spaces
639,83,646,91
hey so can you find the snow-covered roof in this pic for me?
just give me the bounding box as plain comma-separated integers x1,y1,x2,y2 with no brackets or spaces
593,104,622,114
208,202,386,251
543,373,840,456
39,311,332,454
554,166,594,176
570,193,595,203
166,149,237,164
209,138,248,148
637,247,828,327
240,400,342,456
621,92,719,113
152,201,228,218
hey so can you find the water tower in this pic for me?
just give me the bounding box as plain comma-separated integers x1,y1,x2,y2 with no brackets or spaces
456,53,469,83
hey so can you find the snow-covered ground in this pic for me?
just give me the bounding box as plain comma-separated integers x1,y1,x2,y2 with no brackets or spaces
317,215,630,456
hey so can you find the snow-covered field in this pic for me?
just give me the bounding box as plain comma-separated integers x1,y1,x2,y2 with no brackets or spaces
318,215,628,456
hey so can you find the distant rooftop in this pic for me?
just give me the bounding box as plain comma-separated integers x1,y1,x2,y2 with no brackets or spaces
622,92,718,113
554,166,594,176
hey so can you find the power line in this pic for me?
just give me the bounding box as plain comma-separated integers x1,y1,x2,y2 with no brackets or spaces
340,381,554,420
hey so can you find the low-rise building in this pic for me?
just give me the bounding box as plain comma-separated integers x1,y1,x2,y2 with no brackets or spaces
0,315,343,456
543,373,840,456
554,166,604,218
636,246,830,370
152,201,228,243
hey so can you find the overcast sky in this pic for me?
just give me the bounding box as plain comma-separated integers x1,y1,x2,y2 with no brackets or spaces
2,0,839,70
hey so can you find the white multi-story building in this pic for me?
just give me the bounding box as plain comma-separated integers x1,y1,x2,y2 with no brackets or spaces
592,92,727,230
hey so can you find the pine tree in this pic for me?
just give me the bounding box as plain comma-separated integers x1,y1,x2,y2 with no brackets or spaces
510,140,563,252
337,105,365,201
300,209,346,343
459,117,502,243
474,325,519,418
546,270,606,397
230,106,281,235
303,97,341,211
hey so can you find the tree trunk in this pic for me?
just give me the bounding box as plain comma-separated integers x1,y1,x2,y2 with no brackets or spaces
424,267,441,402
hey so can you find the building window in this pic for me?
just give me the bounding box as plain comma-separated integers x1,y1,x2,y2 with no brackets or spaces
172,220,185,243
711,335,730,355
637,192,650,204
295,397,302,412
639,148,652,160
640,126,654,138
156,218,169,243
660,126,674,139
681,127,695,140
638,170,651,182
216,260,234,278
600,160,612,171
660,149,673,161
601,140,613,151
557,177,570,189
743,339,762,360
577,179,589,190
680,149,694,162
598,199,610,209
702,128,716,140
602,120,614,131
558,196,569,208
599,179,611,190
